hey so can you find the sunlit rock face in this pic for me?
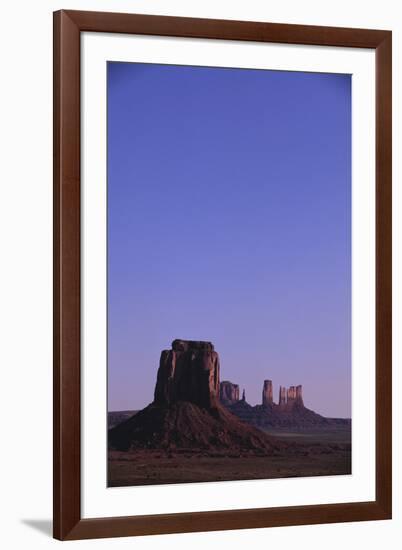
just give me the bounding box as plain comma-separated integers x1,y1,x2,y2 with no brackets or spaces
279,386,287,409
262,380,273,407
220,381,240,405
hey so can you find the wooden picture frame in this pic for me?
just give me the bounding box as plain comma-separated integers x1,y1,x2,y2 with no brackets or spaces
53,9,392,541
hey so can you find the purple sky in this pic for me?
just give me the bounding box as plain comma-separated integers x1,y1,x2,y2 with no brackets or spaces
107,62,351,418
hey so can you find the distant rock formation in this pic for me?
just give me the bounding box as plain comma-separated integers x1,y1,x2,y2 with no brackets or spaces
275,384,304,411
109,340,282,453
108,410,138,429
287,386,296,404
224,379,350,431
279,386,287,409
220,380,240,405
296,385,304,406
262,380,273,407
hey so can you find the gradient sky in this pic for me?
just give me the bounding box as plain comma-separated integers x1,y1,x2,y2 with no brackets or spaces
107,62,351,418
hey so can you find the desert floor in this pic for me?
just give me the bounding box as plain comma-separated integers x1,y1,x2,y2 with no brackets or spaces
108,427,351,487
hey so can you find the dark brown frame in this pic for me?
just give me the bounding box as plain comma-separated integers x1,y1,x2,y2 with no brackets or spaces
53,9,392,541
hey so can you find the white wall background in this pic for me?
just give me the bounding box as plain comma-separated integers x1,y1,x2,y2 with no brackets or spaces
0,1,400,548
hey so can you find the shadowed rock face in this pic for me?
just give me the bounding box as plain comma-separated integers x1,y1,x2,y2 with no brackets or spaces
172,339,214,352
296,385,304,406
154,340,220,409
220,381,240,405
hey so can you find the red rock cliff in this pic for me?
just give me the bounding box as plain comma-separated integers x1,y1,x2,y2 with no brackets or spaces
262,380,273,406
220,380,240,405
279,386,287,408
154,339,220,409
296,384,304,405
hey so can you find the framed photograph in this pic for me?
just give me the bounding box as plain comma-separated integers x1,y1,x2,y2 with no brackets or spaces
53,10,392,540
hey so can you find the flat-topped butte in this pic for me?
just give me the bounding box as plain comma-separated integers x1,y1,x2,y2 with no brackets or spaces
171,339,214,352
